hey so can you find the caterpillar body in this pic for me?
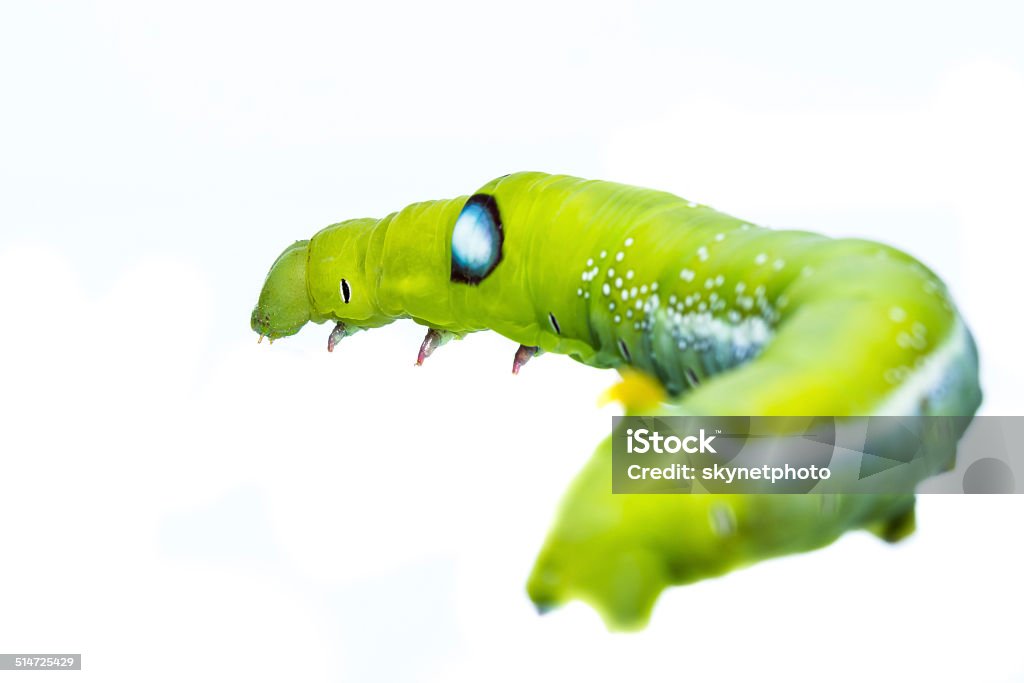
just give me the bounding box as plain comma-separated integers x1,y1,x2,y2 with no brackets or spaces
251,172,981,629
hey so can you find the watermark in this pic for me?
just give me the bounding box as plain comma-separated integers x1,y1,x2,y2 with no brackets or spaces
0,654,80,670
611,416,1022,494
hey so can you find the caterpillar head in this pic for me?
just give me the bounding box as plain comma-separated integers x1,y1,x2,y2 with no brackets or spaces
251,239,313,341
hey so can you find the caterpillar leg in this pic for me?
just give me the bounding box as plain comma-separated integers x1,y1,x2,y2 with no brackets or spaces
512,345,540,375
326,322,347,352
868,501,917,543
415,328,458,366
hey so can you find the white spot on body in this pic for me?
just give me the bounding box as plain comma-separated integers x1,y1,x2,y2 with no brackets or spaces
451,204,498,272
884,366,911,384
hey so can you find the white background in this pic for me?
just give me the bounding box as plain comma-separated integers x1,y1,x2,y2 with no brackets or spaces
2,1,1023,681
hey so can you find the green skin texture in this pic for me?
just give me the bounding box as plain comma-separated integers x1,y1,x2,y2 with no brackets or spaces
251,172,982,629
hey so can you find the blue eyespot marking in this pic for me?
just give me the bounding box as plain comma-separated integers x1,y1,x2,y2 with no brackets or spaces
451,194,503,284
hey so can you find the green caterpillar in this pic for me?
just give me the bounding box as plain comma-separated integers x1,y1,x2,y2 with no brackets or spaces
251,172,981,629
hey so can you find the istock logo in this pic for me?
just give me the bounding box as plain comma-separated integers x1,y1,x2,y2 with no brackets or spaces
626,428,717,454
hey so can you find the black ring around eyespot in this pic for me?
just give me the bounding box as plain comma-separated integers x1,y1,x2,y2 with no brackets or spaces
450,194,504,285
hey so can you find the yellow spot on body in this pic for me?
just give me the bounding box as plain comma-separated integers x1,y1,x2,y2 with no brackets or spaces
599,370,667,412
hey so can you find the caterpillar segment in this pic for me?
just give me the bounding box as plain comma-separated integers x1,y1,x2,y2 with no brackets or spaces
251,172,981,629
